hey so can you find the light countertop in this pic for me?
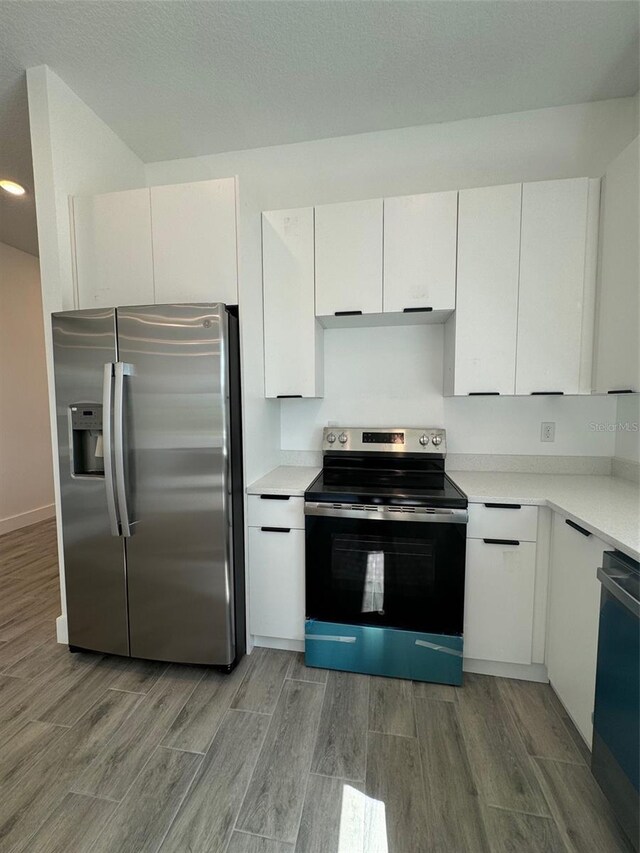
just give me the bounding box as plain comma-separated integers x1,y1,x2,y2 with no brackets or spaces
449,471,639,561
247,466,320,497
247,465,639,560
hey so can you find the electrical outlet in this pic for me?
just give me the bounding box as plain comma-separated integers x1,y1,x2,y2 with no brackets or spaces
541,422,555,443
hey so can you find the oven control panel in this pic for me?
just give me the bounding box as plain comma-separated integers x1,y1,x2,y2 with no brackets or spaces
323,427,446,454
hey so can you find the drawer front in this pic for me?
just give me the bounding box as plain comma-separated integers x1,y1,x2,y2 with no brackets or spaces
249,527,305,640
467,502,538,542
247,494,305,530
464,538,537,664
305,620,463,685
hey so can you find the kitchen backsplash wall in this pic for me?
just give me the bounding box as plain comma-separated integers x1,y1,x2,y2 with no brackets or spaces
280,323,618,457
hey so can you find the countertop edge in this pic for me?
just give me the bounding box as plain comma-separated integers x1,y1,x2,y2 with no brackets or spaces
246,465,321,498
452,478,638,562
247,466,639,561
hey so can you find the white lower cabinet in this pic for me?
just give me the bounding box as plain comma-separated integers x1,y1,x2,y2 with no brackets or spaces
464,538,537,664
547,513,605,745
248,524,305,642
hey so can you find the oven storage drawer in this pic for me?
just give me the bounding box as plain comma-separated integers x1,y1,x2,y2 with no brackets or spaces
304,620,463,685
247,494,305,530
467,503,538,542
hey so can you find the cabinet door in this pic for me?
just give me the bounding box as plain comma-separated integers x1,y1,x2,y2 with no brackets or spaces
315,199,383,316
249,527,305,641
73,189,154,309
594,137,639,393
547,514,605,745
383,192,457,313
451,184,521,395
262,208,322,398
151,178,238,305
464,538,536,664
516,178,594,395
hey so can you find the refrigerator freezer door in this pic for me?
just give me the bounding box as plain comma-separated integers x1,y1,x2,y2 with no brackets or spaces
117,304,235,664
52,309,129,655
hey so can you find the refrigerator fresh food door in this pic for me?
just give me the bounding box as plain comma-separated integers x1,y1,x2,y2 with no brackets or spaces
117,303,235,664
52,308,130,655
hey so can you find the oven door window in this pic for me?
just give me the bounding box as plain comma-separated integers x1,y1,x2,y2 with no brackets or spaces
306,515,465,635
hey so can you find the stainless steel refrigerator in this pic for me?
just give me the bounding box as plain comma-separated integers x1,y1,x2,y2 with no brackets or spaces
52,303,245,668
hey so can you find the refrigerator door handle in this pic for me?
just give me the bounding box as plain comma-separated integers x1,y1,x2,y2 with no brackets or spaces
102,363,120,537
114,362,133,537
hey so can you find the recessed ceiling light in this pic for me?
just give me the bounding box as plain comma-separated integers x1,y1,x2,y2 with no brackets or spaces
0,180,26,196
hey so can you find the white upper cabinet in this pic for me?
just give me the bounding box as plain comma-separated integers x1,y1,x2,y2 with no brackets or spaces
593,137,639,394
73,189,154,309
262,208,323,398
516,178,600,395
151,178,238,305
315,199,383,317
383,192,457,315
444,183,521,395
72,178,238,310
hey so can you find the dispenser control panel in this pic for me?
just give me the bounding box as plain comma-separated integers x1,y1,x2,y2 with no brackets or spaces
70,405,102,430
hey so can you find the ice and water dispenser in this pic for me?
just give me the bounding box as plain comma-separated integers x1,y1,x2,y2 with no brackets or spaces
70,405,104,476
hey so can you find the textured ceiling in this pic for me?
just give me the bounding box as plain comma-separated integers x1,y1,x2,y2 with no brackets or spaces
0,1,639,257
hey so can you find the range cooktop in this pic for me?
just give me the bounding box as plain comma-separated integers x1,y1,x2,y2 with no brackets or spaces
305,426,468,509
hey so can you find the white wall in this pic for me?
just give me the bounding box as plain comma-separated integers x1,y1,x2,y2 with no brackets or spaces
27,66,148,627
234,182,281,484
146,97,639,459
615,395,640,464
0,242,54,533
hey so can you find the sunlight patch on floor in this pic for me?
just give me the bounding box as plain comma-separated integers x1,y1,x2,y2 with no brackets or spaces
338,783,388,853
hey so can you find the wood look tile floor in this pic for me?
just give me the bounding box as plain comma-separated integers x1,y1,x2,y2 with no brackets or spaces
0,519,634,853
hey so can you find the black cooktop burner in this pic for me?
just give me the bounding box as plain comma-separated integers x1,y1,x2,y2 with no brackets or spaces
305,450,467,509
305,472,467,508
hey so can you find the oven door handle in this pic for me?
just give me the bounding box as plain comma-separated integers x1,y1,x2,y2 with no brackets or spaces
304,502,468,524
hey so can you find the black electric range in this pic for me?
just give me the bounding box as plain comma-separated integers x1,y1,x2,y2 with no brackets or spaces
304,427,468,686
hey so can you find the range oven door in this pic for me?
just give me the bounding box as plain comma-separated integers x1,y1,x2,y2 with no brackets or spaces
305,503,467,636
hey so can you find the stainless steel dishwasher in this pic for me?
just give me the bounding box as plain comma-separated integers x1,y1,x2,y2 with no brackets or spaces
592,550,639,851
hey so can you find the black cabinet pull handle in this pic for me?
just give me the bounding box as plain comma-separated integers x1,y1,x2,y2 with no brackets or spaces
484,503,522,509
608,389,634,394
260,526,291,533
483,538,520,546
403,307,433,313
334,310,362,316
468,392,500,396
565,519,591,537
531,391,564,396
277,394,302,399
260,494,291,501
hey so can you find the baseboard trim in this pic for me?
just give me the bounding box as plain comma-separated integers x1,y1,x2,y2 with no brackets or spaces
56,614,68,644
0,504,55,536
253,635,304,653
463,658,548,683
